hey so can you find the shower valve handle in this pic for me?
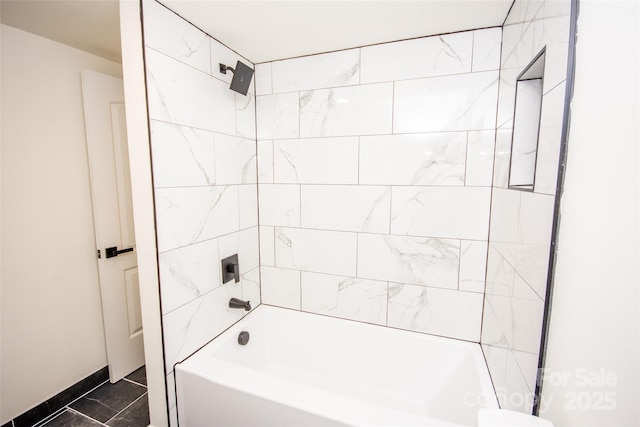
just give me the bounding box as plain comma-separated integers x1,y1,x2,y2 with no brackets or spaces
226,262,239,283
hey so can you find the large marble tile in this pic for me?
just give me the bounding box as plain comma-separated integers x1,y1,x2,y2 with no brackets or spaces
485,244,518,297
258,184,300,227
274,137,359,184
259,226,275,266
357,234,459,289
481,344,509,400
143,0,210,74
145,48,236,135
465,130,495,187
496,67,519,129
485,291,544,354
509,191,554,297
214,133,257,184
502,351,536,413
500,21,529,66
300,185,391,233
542,0,571,19
150,120,215,188
166,373,176,414
491,190,553,299
257,140,274,183
162,284,246,372
299,83,393,137
359,132,466,186
394,71,499,133
459,240,488,293
301,271,387,325
534,82,565,195
272,49,360,93
360,32,472,84
254,62,272,95
488,188,521,245
241,267,261,307
391,186,491,240
504,0,544,26
275,227,357,276
218,227,260,275
210,38,254,94
158,238,220,314
513,349,539,394
155,185,239,252
68,379,146,423
492,128,513,189
256,92,299,139
260,266,300,309
238,184,258,229
106,393,150,427
42,410,103,427
387,283,483,341
502,21,537,71
480,295,508,349
472,28,502,72
235,93,256,139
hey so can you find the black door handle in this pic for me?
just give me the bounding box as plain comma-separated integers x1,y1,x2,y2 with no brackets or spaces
105,246,134,259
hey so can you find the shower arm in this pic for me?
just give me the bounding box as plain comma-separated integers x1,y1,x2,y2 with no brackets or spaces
219,63,235,74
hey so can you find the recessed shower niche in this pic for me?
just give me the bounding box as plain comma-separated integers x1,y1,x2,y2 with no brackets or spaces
509,48,546,191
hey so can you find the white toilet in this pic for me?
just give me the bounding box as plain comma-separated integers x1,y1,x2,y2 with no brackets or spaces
477,408,554,426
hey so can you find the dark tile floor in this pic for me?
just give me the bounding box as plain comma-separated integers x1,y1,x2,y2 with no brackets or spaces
31,367,149,427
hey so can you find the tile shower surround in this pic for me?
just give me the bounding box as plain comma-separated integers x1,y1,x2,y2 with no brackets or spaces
255,27,502,343
142,0,571,422
142,1,260,423
481,0,572,414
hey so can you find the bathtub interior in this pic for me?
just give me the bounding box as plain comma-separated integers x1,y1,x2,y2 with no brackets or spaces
177,306,498,426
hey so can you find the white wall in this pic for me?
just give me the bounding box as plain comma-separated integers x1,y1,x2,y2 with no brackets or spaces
541,1,640,426
0,25,123,422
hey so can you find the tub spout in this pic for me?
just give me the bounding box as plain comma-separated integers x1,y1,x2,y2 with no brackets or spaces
229,298,251,311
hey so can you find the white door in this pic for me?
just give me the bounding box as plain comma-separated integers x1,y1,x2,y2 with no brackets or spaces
81,70,145,382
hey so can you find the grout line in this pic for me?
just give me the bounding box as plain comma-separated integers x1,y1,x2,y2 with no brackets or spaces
64,380,110,409
122,377,148,388
255,128,497,143
31,408,69,427
65,408,108,426
103,392,148,425
258,68,498,99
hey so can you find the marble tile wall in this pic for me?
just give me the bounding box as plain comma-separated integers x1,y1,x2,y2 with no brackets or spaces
481,0,572,414
142,2,259,424
255,27,502,343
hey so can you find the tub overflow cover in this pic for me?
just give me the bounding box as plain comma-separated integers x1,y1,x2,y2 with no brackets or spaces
238,331,250,345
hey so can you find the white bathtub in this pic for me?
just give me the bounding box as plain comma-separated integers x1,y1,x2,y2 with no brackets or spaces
175,305,498,426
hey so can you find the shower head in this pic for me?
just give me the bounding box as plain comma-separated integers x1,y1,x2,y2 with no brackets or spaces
219,61,254,96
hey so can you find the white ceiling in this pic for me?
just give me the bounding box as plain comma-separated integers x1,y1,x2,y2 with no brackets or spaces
160,0,513,63
1,0,513,65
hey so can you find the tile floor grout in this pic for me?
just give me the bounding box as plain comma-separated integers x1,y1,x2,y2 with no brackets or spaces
31,367,149,427
103,392,148,425
66,408,107,426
